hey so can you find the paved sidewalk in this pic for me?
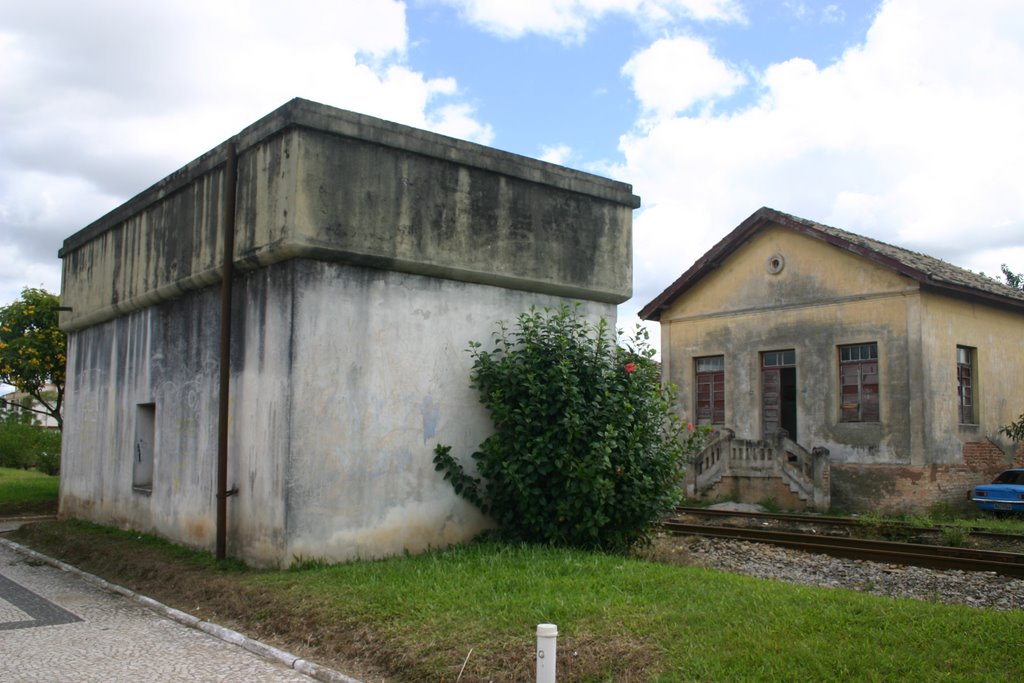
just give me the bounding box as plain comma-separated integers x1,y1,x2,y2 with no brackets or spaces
0,514,57,533
0,538,358,682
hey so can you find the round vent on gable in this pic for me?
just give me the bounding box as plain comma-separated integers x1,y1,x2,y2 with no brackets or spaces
767,253,785,274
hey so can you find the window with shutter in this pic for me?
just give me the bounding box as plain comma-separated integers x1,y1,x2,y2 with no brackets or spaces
957,346,975,424
695,356,725,425
839,343,879,423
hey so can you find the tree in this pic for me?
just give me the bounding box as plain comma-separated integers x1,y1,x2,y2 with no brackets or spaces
0,288,65,430
1002,264,1023,290
1002,416,1024,443
434,304,707,552
999,265,1024,441
0,410,62,473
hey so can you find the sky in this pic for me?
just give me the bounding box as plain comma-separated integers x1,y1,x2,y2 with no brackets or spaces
3,0,1024,347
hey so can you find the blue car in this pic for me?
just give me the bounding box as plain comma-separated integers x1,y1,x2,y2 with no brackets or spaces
972,469,1024,515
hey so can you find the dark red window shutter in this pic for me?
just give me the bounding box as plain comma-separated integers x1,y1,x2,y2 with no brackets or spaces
839,343,879,423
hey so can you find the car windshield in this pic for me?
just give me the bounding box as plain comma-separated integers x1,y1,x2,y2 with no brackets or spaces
993,471,1024,485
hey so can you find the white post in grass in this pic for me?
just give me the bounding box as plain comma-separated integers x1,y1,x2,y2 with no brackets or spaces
536,623,557,683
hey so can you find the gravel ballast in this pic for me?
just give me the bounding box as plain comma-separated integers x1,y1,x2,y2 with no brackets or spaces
676,536,1024,611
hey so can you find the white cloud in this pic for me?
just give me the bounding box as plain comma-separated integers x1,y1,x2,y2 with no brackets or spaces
539,144,574,165
0,244,62,299
427,103,497,146
0,0,491,305
616,0,1024,328
821,4,846,23
439,0,745,42
0,170,126,309
783,1,811,22
622,36,747,119
783,1,846,24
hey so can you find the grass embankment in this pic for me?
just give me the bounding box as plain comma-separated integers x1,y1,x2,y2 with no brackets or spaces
855,501,1024,533
961,516,1024,533
10,520,1024,682
0,466,58,515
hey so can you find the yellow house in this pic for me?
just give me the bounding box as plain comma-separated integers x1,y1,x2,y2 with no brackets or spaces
640,207,1024,513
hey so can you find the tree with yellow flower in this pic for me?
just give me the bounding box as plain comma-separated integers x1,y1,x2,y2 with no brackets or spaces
0,288,65,430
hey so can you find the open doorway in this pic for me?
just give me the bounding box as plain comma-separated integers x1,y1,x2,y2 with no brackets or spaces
762,350,796,440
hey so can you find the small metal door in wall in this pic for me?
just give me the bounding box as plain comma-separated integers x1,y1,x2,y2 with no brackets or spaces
133,403,155,491
762,350,796,440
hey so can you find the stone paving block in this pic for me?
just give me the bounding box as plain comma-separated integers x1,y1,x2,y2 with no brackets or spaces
0,541,338,682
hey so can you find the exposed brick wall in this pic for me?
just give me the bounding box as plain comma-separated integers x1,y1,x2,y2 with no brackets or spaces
692,440,1023,513
963,439,1019,469
832,439,1023,514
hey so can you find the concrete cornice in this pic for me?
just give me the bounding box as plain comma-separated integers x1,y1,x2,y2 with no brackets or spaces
60,98,640,257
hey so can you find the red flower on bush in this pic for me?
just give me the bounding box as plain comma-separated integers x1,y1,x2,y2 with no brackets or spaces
624,362,636,374
687,422,695,432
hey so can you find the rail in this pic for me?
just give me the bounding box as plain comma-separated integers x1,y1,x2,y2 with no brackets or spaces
674,506,1024,544
663,519,1024,577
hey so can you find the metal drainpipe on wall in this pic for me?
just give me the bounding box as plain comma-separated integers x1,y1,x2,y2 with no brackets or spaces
216,141,239,560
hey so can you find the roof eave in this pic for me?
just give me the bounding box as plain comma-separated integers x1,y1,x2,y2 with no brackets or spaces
639,207,777,321
920,281,1024,314
638,206,1024,321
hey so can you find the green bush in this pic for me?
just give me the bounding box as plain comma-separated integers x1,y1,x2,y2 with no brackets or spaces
1001,412,1024,442
434,304,707,552
35,430,62,475
0,419,61,473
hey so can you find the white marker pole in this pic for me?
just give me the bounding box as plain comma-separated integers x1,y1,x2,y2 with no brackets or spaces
536,623,557,683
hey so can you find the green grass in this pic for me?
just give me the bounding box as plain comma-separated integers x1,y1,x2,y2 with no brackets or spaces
0,466,59,513
11,517,1024,680
861,506,1024,536
963,515,1024,533
249,541,1024,681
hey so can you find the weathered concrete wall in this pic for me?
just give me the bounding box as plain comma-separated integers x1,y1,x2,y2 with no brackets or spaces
278,261,612,563
60,291,223,544
58,168,230,332
58,99,636,566
62,260,610,565
237,127,631,301
60,99,635,332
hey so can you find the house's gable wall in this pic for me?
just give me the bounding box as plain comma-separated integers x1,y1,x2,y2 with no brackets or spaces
664,225,913,321
661,225,921,464
660,221,1024,513
0,386,61,429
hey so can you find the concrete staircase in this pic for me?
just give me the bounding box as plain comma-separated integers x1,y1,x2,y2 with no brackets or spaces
686,429,830,511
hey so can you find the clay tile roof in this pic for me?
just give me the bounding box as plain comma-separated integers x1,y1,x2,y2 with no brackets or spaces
639,206,1024,321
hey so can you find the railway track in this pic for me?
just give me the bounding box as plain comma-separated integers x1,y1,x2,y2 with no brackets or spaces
674,506,1024,545
665,508,1024,577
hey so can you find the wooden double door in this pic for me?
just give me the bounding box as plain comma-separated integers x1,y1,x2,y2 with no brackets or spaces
762,350,797,440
